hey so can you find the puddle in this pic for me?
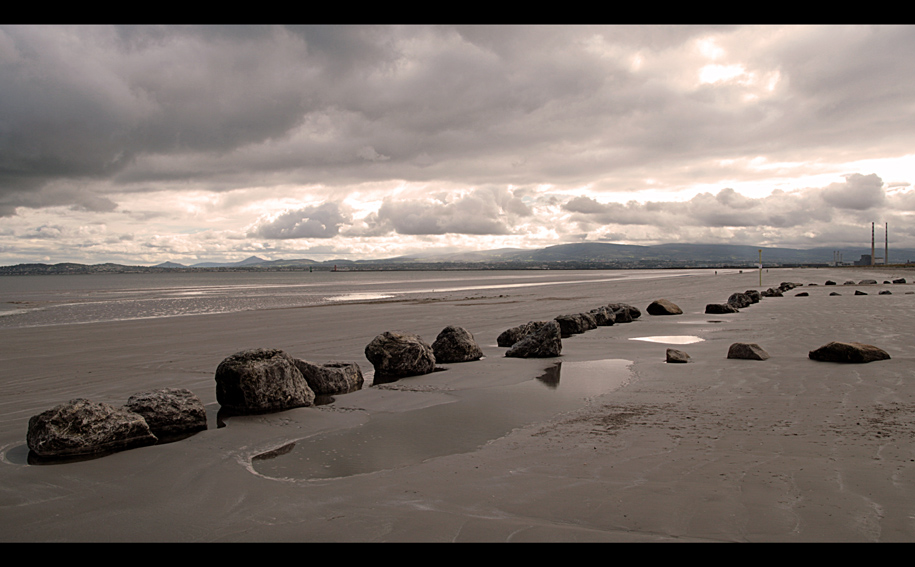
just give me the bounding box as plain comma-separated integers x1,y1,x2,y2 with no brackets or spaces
630,335,704,345
327,293,394,302
252,359,630,480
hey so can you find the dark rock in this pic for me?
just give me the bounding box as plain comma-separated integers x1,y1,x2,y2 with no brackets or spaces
215,348,315,414
830,292,841,296
431,325,484,363
554,313,596,337
795,291,809,296
27,398,158,460
761,287,783,297
666,348,690,363
879,290,892,295
607,303,640,320
859,279,878,285
294,360,364,395
778,282,799,292
743,290,761,303
894,278,907,284
365,331,436,380
588,306,616,326
727,343,770,360
647,299,683,315
727,292,752,308
883,281,891,284
808,341,890,363
808,283,818,286
124,388,207,439
855,290,868,295
844,280,856,285
505,320,562,358
497,321,550,347
825,280,837,285
607,304,633,323
705,303,739,314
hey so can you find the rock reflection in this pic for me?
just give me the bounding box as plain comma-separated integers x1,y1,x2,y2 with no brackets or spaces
536,362,561,389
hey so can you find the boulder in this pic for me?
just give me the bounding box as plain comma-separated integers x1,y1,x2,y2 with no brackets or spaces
123,388,207,439
647,299,683,315
608,303,641,319
855,290,868,295
505,320,562,358
859,279,878,285
844,281,856,285
607,304,633,323
588,306,616,326
743,290,761,303
727,292,752,309
27,398,158,461
761,287,783,297
795,291,809,297
705,303,739,314
497,321,550,347
666,348,690,363
364,331,436,381
554,313,596,337
778,282,799,292
727,343,770,360
829,292,841,296
879,290,892,295
893,278,907,284
215,348,315,414
431,325,484,363
294,360,364,395
808,341,890,363
825,280,837,286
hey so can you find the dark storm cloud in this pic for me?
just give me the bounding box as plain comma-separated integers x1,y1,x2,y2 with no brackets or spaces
254,202,348,239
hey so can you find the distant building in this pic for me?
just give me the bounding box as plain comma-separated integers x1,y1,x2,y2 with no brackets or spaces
854,255,872,266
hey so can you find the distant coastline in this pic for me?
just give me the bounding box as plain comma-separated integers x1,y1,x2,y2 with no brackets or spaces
3,242,912,275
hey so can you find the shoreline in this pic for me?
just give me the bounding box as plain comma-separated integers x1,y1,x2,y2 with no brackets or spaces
2,267,915,541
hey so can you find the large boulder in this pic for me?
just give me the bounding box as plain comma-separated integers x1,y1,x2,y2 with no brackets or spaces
666,348,691,363
743,290,761,303
554,313,596,337
706,303,739,314
364,331,436,381
431,325,484,363
647,299,683,315
825,280,837,286
497,321,550,347
727,343,770,360
727,292,752,309
608,303,641,320
859,279,878,285
893,278,907,284
123,388,207,439
808,342,890,363
294,360,364,395
505,320,562,358
588,306,616,326
761,287,783,297
215,348,315,414
27,398,158,461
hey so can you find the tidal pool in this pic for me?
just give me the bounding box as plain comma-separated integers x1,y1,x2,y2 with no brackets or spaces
252,359,631,481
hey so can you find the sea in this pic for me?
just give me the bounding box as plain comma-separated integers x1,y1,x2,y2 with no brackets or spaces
0,268,712,329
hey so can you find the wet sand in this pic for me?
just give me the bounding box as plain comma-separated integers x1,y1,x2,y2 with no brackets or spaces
3,267,915,541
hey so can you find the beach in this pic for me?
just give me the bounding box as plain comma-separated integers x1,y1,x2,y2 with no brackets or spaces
3,267,915,541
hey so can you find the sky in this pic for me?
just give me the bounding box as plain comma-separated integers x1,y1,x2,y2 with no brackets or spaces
2,25,915,265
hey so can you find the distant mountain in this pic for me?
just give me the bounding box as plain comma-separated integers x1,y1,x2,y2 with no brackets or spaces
189,256,268,268
154,261,186,268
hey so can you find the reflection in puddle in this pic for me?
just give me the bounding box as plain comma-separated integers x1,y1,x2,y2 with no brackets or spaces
630,335,704,344
253,359,630,480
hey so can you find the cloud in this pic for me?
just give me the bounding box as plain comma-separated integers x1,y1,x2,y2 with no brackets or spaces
820,173,885,210
254,202,349,239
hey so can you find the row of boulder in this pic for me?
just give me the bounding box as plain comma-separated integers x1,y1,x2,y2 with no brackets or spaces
26,388,207,463
668,341,891,364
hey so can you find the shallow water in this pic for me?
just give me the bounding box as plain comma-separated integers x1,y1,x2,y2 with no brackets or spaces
630,335,705,344
252,359,631,480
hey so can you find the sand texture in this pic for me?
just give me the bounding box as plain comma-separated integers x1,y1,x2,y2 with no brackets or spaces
2,268,915,541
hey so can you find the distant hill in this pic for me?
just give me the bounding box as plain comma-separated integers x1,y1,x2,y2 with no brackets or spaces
5,242,914,275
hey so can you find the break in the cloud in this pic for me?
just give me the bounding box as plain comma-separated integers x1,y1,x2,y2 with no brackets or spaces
2,25,915,264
